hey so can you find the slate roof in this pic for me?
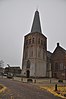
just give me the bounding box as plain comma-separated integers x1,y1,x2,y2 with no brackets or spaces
31,10,42,33
53,43,66,55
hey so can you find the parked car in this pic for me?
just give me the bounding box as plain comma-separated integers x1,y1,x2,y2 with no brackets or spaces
3,73,7,76
7,73,13,78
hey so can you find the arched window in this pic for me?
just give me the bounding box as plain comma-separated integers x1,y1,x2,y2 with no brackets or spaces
29,48,33,57
25,40,28,45
27,60,30,68
25,50,28,59
29,39,31,44
38,38,40,44
43,51,44,59
44,41,46,50
60,63,63,70
32,38,34,43
38,48,41,58
54,63,58,71
41,40,43,45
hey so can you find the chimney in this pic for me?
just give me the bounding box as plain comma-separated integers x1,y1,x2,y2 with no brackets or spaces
57,43,59,47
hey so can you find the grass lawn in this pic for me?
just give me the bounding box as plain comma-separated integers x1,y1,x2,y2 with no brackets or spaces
40,85,66,98
0,85,3,90
0,84,6,93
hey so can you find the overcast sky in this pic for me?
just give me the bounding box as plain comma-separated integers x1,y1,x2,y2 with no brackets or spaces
0,0,66,67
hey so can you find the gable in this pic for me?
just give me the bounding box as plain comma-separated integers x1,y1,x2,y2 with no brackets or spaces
52,46,66,61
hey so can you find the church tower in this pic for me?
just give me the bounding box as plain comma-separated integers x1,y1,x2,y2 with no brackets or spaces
22,10,47,78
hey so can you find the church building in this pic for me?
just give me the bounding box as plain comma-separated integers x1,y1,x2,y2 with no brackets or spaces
51,43,66,80
22,10,47,78
22,10,66,80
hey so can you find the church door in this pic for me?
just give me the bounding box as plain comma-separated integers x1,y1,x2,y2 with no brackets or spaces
26,70,30,78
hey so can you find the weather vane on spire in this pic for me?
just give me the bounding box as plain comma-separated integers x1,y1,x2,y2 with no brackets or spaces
36,5,39,11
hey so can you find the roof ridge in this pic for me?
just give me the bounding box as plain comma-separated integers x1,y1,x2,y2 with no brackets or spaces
59,45,66,53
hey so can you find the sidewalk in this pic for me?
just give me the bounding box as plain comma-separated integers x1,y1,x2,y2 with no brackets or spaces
1,76,66,84
13,77,66,84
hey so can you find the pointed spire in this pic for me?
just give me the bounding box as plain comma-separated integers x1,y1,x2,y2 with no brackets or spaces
31,10,42,33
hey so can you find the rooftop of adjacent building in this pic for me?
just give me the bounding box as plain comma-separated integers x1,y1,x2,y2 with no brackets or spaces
47,43,66,59
55,43,66,53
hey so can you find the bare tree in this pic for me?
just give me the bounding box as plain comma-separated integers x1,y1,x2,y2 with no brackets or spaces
0,60,4,68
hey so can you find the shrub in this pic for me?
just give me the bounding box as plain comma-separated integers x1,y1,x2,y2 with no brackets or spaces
58,80,63,83
64,94,66,97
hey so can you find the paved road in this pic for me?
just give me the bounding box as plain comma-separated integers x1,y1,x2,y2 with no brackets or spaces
0,78,62,99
